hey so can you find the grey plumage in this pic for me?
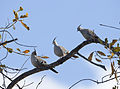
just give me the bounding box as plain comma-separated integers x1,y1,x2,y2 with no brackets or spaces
77,25,101,41
53,37,79,58
31,50,58,73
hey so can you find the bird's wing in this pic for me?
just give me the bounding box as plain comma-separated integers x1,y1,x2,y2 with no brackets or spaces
35,55,47,64
59,46,69,55
88,29,98,37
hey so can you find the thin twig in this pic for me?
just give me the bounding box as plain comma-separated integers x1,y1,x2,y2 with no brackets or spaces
69,75,120,89
0,51,8,61
36,75,46,89
21,80,34,89
100,24,120,30
69,79,98,89
12,57,30,79
0,30,37,48
1,72,21,89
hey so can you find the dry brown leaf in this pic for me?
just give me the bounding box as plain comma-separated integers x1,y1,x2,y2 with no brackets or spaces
13,10,18,19
41,56,49,59
97,51,106,56
20,21,30,30
88,52,94,61
20,6,23,11
20,13,28,18
95,58,102,63
16,48,21,52
111,39,117,46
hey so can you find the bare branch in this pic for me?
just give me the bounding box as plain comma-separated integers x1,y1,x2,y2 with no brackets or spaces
77,52,106,71
69,75,120,89
11,57,30,79
0,30,37,48
1,72,21,89
0,38,18,46
6,40,104,89
100,24,120,30
21,80,34,89
36,75,46,89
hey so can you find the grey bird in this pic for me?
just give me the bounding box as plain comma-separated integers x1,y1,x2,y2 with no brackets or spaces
77,25,102,42
31,50,58,73
52,37,79,58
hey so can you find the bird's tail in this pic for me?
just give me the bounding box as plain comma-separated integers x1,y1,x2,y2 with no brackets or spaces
50,68,58,73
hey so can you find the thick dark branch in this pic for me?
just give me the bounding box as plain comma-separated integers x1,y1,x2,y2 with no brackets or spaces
0,38,18,46
7,40,108,89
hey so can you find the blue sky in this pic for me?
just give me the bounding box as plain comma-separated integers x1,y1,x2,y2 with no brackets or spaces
0,0,120,89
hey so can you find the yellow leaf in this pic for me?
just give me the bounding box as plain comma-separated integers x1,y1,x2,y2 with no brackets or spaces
97,51,106,56
16,48,21,52
13,10,18,19
95,58,102,63
111,52,114,57
23,50,30,53
88,52,94,61
26,13,28,17
7,48,13,53
41,56,49,59
20,21,30,30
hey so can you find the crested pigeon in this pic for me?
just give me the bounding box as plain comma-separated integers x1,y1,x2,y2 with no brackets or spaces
77,25,102,42
31,50,58,73
53,37,79,58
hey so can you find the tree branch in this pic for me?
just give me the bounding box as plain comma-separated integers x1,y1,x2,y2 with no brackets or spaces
0,38,18,46
69,75,120,89
7,40,105,89
77,52,106,71
100,24,120,30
